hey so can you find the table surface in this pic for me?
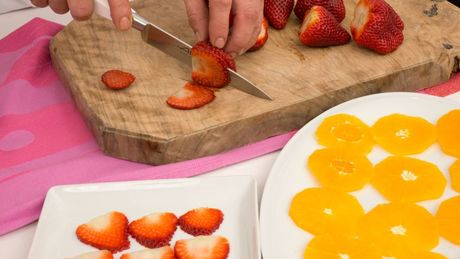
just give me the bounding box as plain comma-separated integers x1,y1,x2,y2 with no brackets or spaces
1,6,460,259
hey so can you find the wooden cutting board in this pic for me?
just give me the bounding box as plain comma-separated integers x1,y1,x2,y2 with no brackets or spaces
50,0,460,165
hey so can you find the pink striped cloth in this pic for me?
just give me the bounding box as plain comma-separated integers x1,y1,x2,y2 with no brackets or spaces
0,18,459,236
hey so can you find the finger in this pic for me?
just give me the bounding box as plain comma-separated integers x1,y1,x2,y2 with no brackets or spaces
30,0,49,8
208,0,232,48
184,0,209,42
225,4,262,56
108,0,133,31
48,0,69,14
68,0,93,21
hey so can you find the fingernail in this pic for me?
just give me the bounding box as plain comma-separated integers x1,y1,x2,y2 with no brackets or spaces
229,52,237,58
214,37,226,49
119,16,131,30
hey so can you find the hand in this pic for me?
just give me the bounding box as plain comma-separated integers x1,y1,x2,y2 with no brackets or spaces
184,0,263,57
30,0,133,30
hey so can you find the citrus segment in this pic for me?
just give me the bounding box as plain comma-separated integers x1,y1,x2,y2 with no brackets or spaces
303,234,381,259
289,188,364,236
357,203,439,257
371,114,436,155
449,159,460,193
371,156,446,203
435,195,460,245
308,148,373,192
315,114,374,154
436,109,460,157
397,251,447,259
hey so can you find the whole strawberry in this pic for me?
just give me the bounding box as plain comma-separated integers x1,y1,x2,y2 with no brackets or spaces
295,0,346,23
299,5,351,47
351,0,404,54
264,0,294,29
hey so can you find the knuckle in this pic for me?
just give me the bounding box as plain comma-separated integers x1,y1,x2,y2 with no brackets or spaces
187,11,206,28
211,0,232,8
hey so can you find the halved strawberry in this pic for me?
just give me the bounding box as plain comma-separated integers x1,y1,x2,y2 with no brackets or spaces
101,70,135,90
128,212,178,248
299,5,351,47
294,0,346,23
264,0,294,30
66,250,113,259
174,235,230,259
166,82,215,110
120,246,174,259
351,0,404,54
191,41,236,88
76,211,130,253
178,207,224,236
248,17,269,52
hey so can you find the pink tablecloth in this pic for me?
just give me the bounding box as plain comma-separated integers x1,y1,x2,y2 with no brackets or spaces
1,18,460,236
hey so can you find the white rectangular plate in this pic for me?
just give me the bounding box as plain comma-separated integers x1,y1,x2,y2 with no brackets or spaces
28,175,260,258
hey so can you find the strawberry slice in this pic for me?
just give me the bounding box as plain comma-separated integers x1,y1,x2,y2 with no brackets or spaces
101,70,135,90
248,17,269,52
294,0,346,23
178,207,224,236
76,211,130,253
299,5,351,47
128,212,178,248
66,250,113,259
120,246,174,259
166,82,215,110
264,0,294,30
351,0,404,54
191,41,236,88
174,236,230,259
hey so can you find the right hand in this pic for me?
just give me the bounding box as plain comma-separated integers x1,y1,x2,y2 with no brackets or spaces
30,0,133,30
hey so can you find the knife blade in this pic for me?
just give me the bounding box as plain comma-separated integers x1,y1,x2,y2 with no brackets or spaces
93,0,272,100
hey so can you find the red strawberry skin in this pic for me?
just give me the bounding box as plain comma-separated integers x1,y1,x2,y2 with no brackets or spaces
174,235,230,259
76,211,130,253
351,0,404,54
101,70,135,90
128,212,178,249
166,82,215,110
294,0,346,23
191,41,236,88
120,246,174,259
249,17,269,52
179,207,224,236
299,5,351,47
264,0,294,30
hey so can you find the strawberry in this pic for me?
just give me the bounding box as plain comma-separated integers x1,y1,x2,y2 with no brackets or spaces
248,17,269,52
76,211,130,253
264,0,294,29
174,235,230,259
294,0,346,23
299,5,351,47
66,250,113,259
351,0,404,54
101,70,135,89
120,246,174,259
191,41,236,88
166,82,215,110
128,212,178,248
178,207,224,236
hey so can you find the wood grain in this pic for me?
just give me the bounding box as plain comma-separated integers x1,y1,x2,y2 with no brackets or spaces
50,0,460,164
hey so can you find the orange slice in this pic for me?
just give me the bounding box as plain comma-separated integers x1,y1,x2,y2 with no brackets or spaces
437,109,460,157
289,187,364,236
308,148,373,192
371,156,446,203
371,114,436,155
357,203,439,257
397,251,447,259
435,195,460,245
315,114,374,154
303,234,381,259
450,159,460,193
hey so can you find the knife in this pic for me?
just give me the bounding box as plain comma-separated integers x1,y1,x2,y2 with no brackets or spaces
93,0,273,100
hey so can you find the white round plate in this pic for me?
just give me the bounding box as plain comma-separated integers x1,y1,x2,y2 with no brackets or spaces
260,92,460,258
